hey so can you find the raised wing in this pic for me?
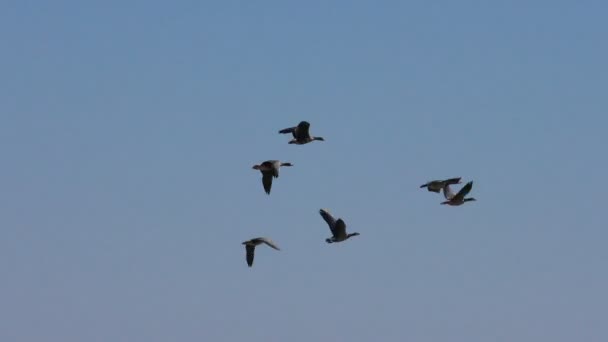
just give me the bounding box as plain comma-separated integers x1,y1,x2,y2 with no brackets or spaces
262,171,273,194
319,209,337,234
294,121,311,141
279,126,297,138
245,245,255,267
453,181,473,202
259,238,281,251
334,219,347,238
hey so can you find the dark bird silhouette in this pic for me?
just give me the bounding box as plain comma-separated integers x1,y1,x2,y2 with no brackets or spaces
252,160,293,194
279,121,325,145
319,209,360,243
242,237,280,267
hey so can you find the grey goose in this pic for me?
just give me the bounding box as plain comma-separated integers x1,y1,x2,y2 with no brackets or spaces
320,209,359,244
279,121,324,145
242,237,280,267
252,160,293,195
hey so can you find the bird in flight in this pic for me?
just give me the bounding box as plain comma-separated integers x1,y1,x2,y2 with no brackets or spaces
441,181,476,206
279,121,325,145
242,237,281,267
252,160,293,194
319,209,360,244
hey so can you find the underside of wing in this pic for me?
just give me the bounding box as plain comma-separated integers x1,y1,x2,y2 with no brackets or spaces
246,245,255,267
262,171,273,194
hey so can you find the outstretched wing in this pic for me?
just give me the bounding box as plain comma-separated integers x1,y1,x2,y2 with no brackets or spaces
245,245,255,267
262,171,273,194
279,126,297,138
319,209,337,235
294,121,311,140
444,177,461,185
453,181,473,202
334,219,347,238
259,238,281,251
442,184,455,200
421,180,441,193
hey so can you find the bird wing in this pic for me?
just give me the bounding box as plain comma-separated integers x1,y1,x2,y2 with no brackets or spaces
453,181,473,202
421,180,442,192
334,219,347,238
442,184,455,200
245,245,255,267
262,171,273,194
294,121,311,140
319,209,337,234
444,177,461,185
260,238,281,251
279,126,297,138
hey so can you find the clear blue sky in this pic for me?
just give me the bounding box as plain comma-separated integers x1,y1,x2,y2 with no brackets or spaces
1,1,607,341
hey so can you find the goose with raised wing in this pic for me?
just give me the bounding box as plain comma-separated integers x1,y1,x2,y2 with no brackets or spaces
252,160,293,194
441,181,476,206
242,237,281,267
420,177,461,193
279,121,325,145
319,209,359,243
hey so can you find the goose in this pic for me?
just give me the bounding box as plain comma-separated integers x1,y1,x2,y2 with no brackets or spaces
252,160,293,194
441,181,476,206
279,121,325,145
319,209,360,243
242,237,280,267
420,177,462,193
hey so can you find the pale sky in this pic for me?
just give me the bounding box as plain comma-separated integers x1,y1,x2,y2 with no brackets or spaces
1,1,607,341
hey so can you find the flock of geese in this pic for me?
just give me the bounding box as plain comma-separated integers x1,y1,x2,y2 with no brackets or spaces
242,121,476,267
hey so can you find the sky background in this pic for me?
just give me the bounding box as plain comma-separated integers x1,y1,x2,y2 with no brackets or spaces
1,1,607,341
